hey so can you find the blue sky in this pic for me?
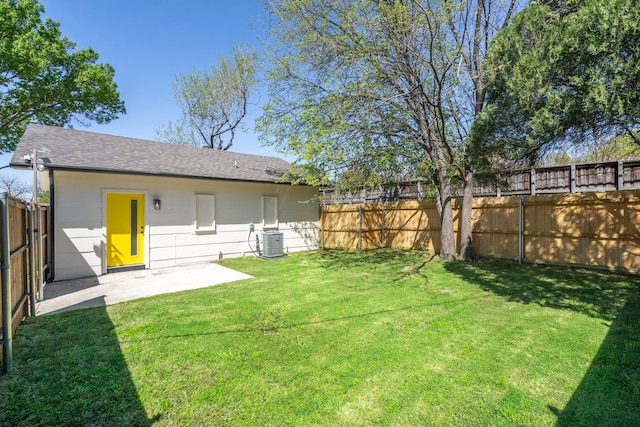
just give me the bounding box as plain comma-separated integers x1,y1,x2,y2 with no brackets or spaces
2,0,280,180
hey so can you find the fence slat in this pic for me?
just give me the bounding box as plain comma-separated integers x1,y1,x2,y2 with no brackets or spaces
1,194,49,374
321,190,640,274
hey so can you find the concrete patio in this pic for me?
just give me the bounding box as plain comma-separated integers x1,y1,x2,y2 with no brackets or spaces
36,262,252,315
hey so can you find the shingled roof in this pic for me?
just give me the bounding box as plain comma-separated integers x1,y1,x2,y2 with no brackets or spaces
10,124,291,183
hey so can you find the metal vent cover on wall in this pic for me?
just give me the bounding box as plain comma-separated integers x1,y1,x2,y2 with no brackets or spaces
262,231,284,258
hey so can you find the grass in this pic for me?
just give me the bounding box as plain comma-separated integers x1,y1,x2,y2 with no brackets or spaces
1,250,639,426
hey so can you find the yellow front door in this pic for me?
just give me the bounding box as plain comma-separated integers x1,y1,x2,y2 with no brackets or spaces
106,193,145,267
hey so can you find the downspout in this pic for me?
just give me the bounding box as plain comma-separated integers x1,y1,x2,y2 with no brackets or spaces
48,169,55,282
1,192,12,373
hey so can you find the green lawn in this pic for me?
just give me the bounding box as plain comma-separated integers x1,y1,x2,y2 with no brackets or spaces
1,250,639,426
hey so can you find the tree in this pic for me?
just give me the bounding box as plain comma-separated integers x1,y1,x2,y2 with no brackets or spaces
477,0,640,165
582,133,640,162
0,174,31,200
540,132,640,165
259,0,517,260
0,0,125,152
159,46,257,150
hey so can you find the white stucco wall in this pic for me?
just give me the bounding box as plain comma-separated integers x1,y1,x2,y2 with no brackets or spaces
53,171,319,280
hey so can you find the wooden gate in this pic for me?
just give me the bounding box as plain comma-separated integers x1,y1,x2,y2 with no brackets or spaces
0,193,50,374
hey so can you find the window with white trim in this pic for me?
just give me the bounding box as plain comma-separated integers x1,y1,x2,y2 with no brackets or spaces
262,196,278,229
195,194,216,232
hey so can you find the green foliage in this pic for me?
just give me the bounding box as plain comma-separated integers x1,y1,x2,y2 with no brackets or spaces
37,189,49,203
478,0,640,164
541,132,640,165
538,150,574,167
1,251,638,425
257,0,451,186
259,0,518,259
158,45,257,150
582,133,640,162
0,0,125,152
332,167,384,195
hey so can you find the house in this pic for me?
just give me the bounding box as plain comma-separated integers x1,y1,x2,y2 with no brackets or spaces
10,124,319,281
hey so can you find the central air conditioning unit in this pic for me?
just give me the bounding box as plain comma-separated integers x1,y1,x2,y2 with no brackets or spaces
262,231,284,258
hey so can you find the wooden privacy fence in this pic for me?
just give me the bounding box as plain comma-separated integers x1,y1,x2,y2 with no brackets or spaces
321,159,640,204
320,190,640,274
0,193,50,374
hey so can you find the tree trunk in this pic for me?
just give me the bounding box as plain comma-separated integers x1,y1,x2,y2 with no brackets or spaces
437,166,457,261
459,168,474,261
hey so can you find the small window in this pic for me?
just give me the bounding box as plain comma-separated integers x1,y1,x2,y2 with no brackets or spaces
195,194,215,232
262,196,278,229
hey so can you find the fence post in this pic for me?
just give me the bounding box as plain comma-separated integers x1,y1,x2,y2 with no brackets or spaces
358,206,362,253
27,205,36,317
530,168,537,196
519,196,525,264
320,205,325,251
380,202,385,248
617,160,624,190
1,192,12,373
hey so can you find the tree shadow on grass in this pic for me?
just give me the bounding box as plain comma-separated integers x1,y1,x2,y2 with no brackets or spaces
316,248,436,272
445,260,637,321
308,249,436,291
445,260,640,426
0,303,159,426
316,248,413,268
552,291,640,426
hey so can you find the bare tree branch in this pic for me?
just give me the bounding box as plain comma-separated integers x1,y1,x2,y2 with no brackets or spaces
158,46,257,150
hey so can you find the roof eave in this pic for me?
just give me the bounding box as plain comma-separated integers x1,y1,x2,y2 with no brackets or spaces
9,163,309,186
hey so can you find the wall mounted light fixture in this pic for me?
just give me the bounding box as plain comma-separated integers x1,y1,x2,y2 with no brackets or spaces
153,198,161,210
